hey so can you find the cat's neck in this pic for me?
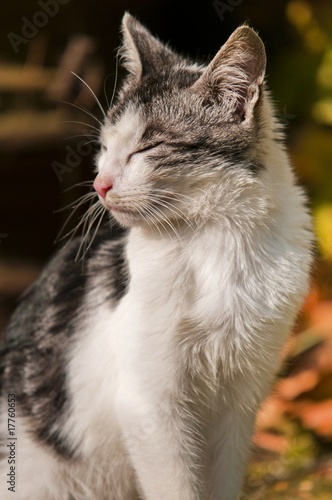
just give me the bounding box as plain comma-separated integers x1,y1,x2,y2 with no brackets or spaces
127,216,256,279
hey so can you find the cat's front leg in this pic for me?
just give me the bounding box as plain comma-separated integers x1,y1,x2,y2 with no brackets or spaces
209,405,256,500
115,389,213,500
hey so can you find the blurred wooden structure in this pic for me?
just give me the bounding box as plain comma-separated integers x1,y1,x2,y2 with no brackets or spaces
0,35,104,149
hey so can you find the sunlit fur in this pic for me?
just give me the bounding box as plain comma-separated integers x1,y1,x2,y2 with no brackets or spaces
0,14,313,500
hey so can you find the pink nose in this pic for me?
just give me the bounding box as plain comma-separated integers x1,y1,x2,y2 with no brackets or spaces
93,175,113,199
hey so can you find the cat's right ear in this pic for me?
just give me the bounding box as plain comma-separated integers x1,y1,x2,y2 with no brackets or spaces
121,13,177,81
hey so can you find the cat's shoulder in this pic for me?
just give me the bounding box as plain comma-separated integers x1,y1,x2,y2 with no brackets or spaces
3,229,129,351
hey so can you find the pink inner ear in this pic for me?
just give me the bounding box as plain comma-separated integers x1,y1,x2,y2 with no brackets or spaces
94,175,113,199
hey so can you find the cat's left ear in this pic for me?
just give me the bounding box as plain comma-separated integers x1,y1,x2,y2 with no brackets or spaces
192,26,266,123
121,13,178,80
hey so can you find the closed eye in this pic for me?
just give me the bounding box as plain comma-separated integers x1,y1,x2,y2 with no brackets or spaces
132,141,164,155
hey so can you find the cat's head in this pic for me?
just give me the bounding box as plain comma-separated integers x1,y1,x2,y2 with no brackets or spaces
94,13,268,231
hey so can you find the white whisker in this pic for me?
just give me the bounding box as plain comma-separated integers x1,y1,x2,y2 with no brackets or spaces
63,202,99,250
55,98,104,127
103,73,112,110
147,195,195,233
61,120,101,133
144,203,181,241
137,203,164,238
63,181,94,192
55,192,97,213
110,47,121,108
71,71,106,119
76,204,106,261
55,194,97,243
64,133,99,141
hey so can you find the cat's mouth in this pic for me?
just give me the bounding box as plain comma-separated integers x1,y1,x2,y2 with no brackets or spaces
101,194,183,229
105,201,169,229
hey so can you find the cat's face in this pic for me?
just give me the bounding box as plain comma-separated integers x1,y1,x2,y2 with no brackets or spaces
94,14,266,230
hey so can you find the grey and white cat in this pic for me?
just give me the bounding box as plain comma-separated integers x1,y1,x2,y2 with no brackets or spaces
0,13,313,500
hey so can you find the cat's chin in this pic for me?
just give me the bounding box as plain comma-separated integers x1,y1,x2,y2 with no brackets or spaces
109,205,180,233
109,205,142,227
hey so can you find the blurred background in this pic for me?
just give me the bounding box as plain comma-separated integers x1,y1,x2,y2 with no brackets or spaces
0,0,332,497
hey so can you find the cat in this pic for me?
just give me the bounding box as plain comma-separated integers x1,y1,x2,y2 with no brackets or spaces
0,12,313,500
